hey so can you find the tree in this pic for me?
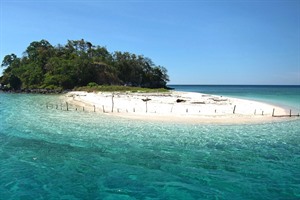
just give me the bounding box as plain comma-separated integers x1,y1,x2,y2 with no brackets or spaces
9,74,22,90
25,40,53,60
1,54,17,68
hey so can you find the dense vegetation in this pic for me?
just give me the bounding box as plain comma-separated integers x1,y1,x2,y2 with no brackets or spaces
76,84,169,93
0,39,169,91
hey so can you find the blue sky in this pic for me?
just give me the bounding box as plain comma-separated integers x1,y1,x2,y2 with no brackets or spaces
0,0,299,85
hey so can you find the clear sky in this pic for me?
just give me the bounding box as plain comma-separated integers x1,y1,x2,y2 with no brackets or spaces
0,0,299,85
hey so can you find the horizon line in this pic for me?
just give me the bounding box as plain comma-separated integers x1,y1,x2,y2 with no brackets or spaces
167,84,300,86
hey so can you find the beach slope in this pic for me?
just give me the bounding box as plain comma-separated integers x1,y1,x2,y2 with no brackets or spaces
65,91,290,124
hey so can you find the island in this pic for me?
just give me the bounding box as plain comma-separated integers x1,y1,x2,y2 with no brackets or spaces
0,39,169,92
1,39,293,124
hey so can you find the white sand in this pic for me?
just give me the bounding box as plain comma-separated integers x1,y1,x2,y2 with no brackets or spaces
64,91,291,124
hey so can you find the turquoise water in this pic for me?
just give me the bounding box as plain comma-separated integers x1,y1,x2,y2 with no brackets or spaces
170,85,300,111
0,86,300,199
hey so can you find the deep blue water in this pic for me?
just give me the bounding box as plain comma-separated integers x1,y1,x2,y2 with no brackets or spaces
0,86,299,199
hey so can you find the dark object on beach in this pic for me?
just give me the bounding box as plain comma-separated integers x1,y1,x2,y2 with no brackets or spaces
212,98,228,102
191,101,205,104
176,99,186,103
142,98,151,102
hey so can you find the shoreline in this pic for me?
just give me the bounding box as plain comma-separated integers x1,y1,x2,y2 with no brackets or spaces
63,91,297,124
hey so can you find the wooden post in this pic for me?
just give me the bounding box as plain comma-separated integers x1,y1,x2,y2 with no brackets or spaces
102,105,105,113
262,111,264,116
93,105,96,112
83,107,84,111
146,101,148,113
133,108,135,112
186,108,188,113
111,94,114,113
290,109,292,117
272,108,275,117
233,105,236,114
66,102,68,111
142,98,151,113
254,109,256,115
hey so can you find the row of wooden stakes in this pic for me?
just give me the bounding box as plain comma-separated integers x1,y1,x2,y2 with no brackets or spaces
46,102,299,117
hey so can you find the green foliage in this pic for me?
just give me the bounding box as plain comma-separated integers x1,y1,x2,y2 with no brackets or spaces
76,85,169,93
87,82,98,87
1,54,17,68
0,39,169,90
43,85,63,91
8,74,22,90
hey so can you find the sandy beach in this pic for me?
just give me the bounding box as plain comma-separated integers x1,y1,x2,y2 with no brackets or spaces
64,91,291,124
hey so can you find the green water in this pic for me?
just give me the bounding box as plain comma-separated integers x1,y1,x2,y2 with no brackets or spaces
0,87,299,199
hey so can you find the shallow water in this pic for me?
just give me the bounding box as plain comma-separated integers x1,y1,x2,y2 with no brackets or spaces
0,87,299,199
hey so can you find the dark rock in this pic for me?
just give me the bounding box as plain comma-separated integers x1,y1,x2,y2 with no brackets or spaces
176,99,186,103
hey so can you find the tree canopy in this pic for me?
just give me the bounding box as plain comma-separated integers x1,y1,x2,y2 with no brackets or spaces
0,39,169,91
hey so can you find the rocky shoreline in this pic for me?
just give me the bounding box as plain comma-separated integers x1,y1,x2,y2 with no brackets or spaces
0,88,66,94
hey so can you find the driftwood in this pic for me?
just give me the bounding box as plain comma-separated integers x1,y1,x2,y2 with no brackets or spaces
210,98,228,102
191,101,205,104
142,98,151,102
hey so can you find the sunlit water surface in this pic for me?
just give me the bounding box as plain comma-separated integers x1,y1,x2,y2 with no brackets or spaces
0,86,299,199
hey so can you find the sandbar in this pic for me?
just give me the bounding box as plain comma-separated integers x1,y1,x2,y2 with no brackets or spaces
64,91,293,124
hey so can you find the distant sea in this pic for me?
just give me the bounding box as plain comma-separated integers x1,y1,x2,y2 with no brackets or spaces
169,85,300,111
0,85,299,199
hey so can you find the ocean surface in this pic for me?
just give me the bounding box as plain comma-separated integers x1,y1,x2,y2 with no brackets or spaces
0,85,299,200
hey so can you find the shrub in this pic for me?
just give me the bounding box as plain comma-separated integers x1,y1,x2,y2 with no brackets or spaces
87,82,98,87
